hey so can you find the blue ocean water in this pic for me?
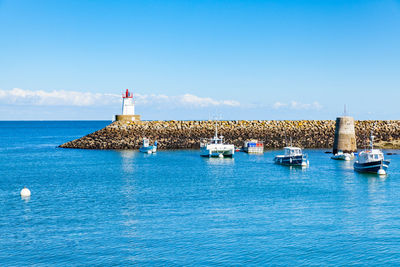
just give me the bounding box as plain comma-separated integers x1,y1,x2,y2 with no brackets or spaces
1,121,400,266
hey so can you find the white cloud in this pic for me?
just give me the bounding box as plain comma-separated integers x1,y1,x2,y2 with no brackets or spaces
273,100,322,110
0,88,240,108
180,94,219,106
134,93,240,107
272,102,288,109
179,94,240,107
0,88,120,106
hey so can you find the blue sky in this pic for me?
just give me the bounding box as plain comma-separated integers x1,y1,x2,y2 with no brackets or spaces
0,0,399,120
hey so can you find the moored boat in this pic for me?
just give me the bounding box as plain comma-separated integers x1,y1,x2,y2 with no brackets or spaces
200,121,234,158
354,134,389,175
139,138,157,154
274,147,308,167
331,151,354,161
243,140,264,154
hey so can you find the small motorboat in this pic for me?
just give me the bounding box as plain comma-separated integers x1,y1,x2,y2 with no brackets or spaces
331,151,354,161
139,138,157,154
274,146,308,167
200,121,234,158
354,134,389,175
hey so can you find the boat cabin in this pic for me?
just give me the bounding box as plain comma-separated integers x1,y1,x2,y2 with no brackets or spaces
142,138,150,147
210,136,224,144
200,135,225,147
284,147,303,156
358,149,384,163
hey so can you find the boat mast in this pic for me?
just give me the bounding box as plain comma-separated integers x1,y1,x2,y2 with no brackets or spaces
214,119,218,139
370,122,377,150
370,130,374,150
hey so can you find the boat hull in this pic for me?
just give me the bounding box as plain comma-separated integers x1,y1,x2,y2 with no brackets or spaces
200,147,234,158
331,153,352,161
243,147,264,154
139,146,156,154
201,150,234,158
274,155,308,166
354,160,390,174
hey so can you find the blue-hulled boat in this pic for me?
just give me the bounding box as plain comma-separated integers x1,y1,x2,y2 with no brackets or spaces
139,138,157,154
354,134,389,175
274,147,309,167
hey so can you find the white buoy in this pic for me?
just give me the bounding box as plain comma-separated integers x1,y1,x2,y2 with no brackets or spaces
218,154,224,158
378,168,386,175
20,187,31,197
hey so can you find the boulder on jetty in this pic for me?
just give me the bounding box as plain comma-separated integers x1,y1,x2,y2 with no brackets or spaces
59,120,400,150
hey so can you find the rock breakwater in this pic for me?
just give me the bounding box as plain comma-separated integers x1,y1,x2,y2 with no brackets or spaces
59,120,400,150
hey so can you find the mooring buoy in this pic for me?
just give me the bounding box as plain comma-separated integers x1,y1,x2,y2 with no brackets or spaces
20,187,31,197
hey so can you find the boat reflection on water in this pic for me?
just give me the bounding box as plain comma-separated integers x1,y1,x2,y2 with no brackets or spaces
204,157,235,166
288,165,308,171
355,171,388,181
118,150,137,174
335,159,354,171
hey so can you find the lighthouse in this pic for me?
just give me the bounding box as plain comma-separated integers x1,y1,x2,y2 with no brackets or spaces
122,89,134,115
115,89,141,122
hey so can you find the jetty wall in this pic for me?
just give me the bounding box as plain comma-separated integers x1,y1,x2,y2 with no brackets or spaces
59,120,400,150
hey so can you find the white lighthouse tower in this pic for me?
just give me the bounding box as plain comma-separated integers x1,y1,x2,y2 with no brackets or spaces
122,89,135,115
115,89,141,122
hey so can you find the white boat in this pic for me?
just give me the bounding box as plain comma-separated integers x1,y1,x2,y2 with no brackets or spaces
274,147,309,167
200,121,234,158
331,151,354,161
354,134,389,175
243,140,264,154
139,138,157,154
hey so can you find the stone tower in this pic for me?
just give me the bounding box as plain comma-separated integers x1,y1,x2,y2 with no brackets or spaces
332,116,357,154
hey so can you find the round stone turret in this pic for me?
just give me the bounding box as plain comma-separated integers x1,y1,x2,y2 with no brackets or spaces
333,116,357,154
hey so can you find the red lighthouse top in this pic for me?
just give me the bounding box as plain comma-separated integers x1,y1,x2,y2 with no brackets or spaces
123,89,133,98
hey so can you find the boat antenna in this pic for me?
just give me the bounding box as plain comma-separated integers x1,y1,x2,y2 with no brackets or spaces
343,104,347,116
290,137,293,147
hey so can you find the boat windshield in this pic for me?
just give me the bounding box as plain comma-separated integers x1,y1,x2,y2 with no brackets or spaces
142,138,149,147
371,153,383,160
210,137,223,144
284,148,302,156
359,150,383,162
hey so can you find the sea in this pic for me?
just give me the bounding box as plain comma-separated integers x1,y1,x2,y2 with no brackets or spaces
1,121,400,266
